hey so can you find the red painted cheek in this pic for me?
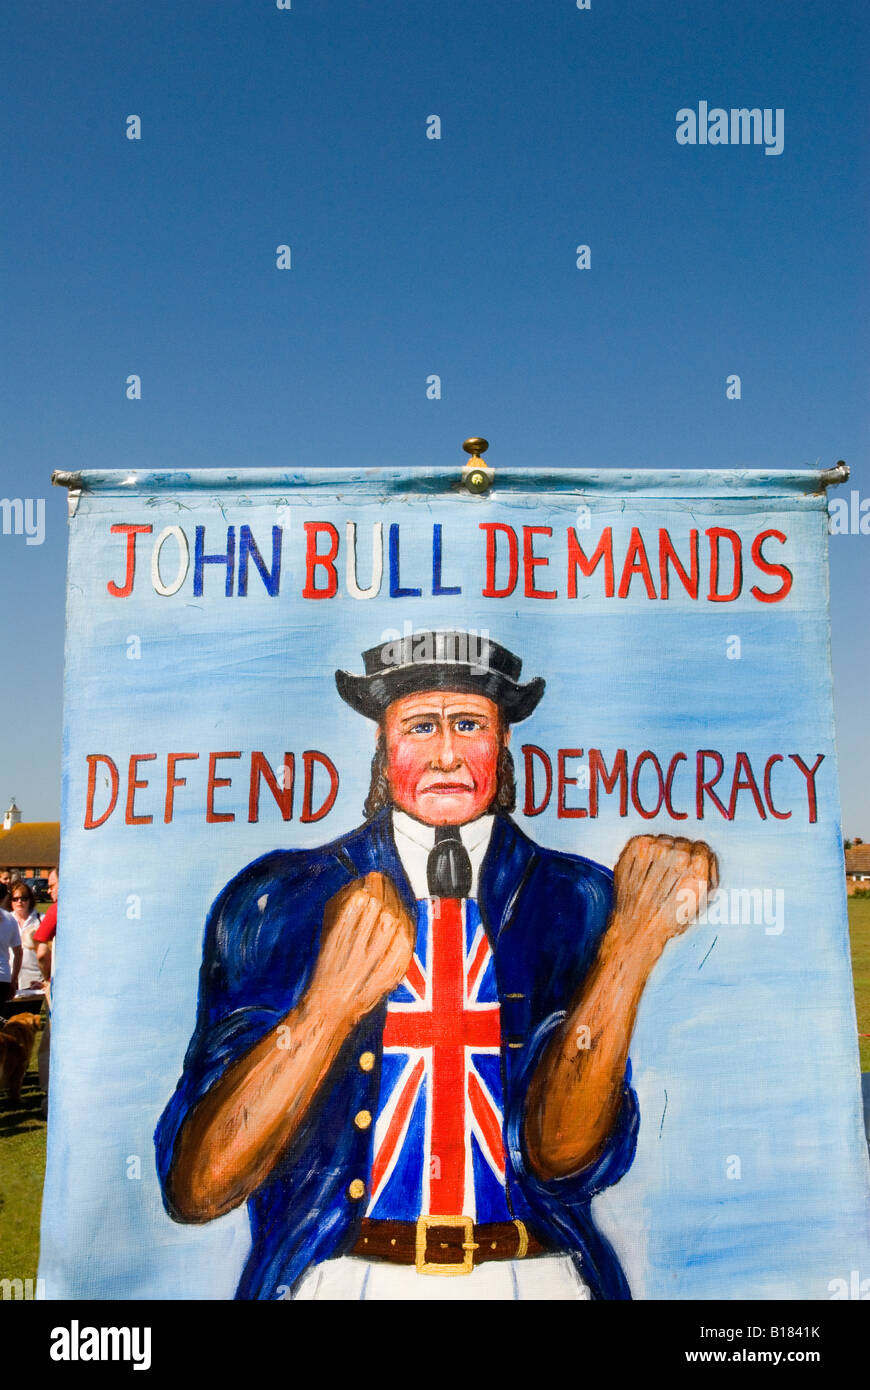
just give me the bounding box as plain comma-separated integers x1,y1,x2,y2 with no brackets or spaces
386,744,430,806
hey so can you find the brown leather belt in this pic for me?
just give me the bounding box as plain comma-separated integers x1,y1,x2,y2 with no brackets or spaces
352,1216,547,1276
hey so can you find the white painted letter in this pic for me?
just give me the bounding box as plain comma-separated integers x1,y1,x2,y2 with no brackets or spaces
151,526,190,596
346,521,383,600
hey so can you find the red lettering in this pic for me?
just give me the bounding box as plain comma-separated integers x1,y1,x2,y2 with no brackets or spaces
706,528,742,602
301,750,339,822
125,754,156,825
107,524,152,598
302,522,339,599
207,751,241,823
695,750,731,819
763,754,791,820
480,523,519,598
664,753,688,819
557,749,587,819
630,751,665,819
164,753,199,823
521,744,552,816
84,755,119,829
522,526,557,599
789,753,824,824
750,529,793,603
617,528,656,600
659,529,699,600
249,752,295,823
726,752,767,820
567,528,614,598
588,748,628,817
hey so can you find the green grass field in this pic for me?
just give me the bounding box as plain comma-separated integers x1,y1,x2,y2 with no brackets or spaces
850,897,870,1071
0,1016,46,1288
1,901,869,1289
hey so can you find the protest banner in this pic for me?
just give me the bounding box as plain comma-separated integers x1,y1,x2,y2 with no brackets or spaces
41,457,869,1300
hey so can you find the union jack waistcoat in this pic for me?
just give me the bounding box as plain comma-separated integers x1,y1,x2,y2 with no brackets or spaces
368,896,510,1222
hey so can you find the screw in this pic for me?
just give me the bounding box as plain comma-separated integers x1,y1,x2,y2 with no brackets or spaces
464,468,491,495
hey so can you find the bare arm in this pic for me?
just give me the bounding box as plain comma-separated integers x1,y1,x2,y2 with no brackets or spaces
37,942,52,980
169,988,359,1222
524,836,718,1180
10,945,22,995
168,874,414,1223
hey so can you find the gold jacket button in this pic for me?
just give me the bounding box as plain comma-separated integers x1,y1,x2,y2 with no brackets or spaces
348,1179,366,1200
358,1051,375,1072
354,1109,372,1130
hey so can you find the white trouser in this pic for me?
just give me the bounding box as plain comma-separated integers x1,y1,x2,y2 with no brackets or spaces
292,1254,590,1301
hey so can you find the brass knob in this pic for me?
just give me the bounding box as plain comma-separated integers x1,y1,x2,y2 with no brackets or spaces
462,437,489,460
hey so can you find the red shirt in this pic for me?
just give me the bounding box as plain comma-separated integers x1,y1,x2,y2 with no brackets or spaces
33,903,57,943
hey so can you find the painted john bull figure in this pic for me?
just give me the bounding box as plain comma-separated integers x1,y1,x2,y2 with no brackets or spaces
155,630,718,1299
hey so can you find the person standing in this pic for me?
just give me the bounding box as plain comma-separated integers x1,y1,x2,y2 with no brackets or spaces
32,867,58,1112
0,880,22,1007
10,881,44,991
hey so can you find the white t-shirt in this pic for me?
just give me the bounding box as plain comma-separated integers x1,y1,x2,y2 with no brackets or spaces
15,910,44,988
0,908,22,983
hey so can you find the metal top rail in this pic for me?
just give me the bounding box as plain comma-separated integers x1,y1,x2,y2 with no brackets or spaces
51,462,849,499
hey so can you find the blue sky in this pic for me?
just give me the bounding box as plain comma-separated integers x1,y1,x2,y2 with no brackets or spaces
2,0,868,830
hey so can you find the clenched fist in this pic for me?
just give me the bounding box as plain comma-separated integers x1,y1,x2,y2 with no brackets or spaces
611,834,719,955
308,872,416,1027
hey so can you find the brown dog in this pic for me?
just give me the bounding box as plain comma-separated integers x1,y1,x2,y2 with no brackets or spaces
0,1012,42,1106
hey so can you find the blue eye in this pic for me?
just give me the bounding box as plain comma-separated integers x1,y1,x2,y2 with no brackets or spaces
411,721,436,734
456,719,479,732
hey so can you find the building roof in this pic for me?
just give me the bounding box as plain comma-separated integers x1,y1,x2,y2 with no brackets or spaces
0,821,59,869
845,844,870,874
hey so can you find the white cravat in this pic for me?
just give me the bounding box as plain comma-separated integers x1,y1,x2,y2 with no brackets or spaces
391,810,494,900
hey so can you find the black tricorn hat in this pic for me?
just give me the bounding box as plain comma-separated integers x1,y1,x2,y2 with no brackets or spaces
335,630,545,724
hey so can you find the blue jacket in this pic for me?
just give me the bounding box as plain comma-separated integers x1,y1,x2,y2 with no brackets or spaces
155,809,639,1299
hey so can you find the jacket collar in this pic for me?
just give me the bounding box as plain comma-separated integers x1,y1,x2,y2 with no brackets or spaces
330,809,416,918
479,813,540,939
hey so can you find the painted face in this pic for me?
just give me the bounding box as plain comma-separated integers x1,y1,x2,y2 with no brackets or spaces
381,690,506,826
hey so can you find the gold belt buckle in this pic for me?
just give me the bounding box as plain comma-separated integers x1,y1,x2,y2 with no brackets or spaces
415,1215,478,1276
